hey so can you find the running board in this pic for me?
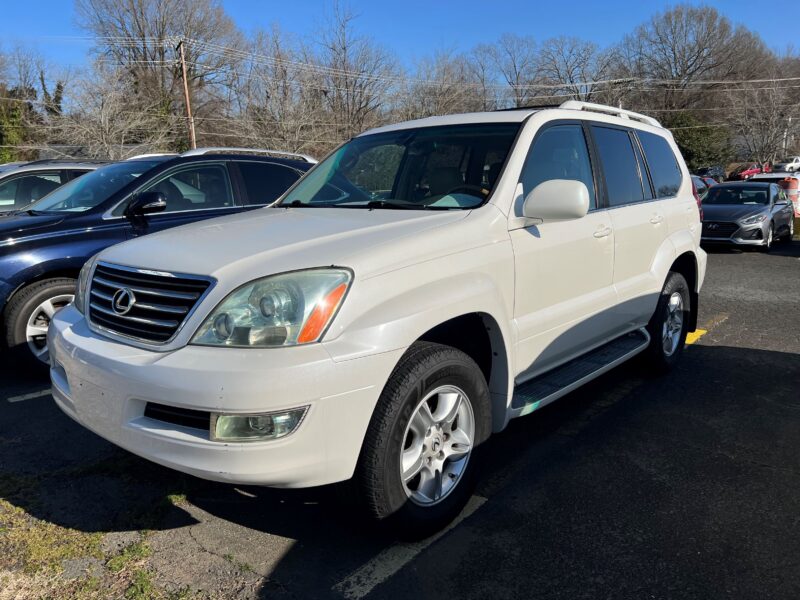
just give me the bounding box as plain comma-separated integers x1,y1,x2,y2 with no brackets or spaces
510,328,650,418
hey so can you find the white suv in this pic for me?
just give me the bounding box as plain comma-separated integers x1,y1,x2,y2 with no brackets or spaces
49,101,706,537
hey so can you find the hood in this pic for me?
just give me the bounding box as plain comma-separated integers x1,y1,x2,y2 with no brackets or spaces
702,204,768,222
100,207,471,281
0,212,67,244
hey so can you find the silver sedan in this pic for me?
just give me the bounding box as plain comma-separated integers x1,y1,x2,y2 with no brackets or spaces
701,182,795,251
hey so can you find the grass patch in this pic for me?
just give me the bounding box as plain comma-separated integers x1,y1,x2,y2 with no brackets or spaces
107,540,151,573
124,569,156,600
0,499,102,574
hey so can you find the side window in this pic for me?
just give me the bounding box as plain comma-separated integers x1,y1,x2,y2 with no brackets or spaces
238,162,301,205
67,169,92,180
591,126,645,207
519,124,596,209
638,131,682,198
139,164,234,213
0,178,19,208
0,173,62,208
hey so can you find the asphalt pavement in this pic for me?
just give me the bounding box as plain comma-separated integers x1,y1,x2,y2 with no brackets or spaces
1,241,799,599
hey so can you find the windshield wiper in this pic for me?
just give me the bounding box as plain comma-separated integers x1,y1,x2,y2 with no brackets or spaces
366,200,418,210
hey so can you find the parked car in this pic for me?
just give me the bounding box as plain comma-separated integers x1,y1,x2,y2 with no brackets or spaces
773,156,800,172
0,149,314,368
700,176,716,189
701,182,794,250
48,101,706,537
750,172,800,217
691,175,710,200
695,165,726,183
0,159,106,213
729,163,771,180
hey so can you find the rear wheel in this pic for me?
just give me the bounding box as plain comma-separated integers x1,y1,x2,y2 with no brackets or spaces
3,278,76,371
644,272,690,374
354,342,491,540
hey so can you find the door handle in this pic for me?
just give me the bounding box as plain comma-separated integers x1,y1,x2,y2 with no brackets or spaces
593,226,612,238
649,214,664,224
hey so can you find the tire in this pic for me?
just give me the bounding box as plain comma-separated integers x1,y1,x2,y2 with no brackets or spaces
760,223,774,252
644,272,690,374
353,341,491,540
784,218,795,241
3,278,76,372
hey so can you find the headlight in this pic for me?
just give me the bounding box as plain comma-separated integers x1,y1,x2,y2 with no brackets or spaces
73,256,98,315
191,268,352,347
740,214,767,225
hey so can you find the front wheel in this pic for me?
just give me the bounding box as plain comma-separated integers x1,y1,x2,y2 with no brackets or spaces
644,272,690,374
760,223,774,252
354,342,491,540
3,278,76,371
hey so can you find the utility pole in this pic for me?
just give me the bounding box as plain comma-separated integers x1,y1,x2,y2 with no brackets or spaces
176,39,197,150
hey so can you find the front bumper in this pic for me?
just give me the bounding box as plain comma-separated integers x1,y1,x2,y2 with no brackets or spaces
49,305,404,488
701,221,769,246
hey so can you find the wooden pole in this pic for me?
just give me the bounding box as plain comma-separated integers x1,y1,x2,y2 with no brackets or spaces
176,40,197,149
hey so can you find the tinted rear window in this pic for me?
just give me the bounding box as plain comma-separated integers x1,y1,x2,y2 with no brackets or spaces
591,126,644,207
639,131,682,198
238,162,301,205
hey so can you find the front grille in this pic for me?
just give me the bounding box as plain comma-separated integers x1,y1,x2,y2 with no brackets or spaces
144,402,210,431
88,263,211,343
702,221,739,239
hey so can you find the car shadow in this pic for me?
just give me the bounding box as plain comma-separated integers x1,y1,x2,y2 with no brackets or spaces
2,342,800,597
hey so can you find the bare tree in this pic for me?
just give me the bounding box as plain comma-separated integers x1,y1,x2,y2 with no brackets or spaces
75,0,244,147
537,36,612,101
481,34,537,107
313,2,398,142
396,50,486,120
728,81,798,164
52,63,173,159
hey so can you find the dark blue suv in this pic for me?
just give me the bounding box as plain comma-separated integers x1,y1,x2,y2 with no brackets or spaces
0,150,313,368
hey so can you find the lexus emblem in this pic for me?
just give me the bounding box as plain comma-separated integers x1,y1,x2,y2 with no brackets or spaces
112,288,136,316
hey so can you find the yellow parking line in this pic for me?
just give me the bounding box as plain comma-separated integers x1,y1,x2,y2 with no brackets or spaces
685,329,707,345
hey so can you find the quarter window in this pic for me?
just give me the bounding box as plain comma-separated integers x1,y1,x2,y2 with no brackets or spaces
238,162,302,205
638,131,682,198
591,126,645,207
519,124,596,209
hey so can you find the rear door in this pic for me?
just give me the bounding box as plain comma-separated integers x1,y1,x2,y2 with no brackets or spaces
591,125,670,333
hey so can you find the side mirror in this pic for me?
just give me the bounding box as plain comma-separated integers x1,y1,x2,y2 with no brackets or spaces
126,191,167,217
522,179,590,222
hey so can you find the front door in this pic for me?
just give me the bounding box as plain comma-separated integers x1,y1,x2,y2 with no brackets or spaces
127,162,242,237
510,123,616,382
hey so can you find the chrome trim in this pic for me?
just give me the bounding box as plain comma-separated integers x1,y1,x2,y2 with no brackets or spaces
180,147,317,163
86,261,216,351
93,275,200,300
90,302,178,328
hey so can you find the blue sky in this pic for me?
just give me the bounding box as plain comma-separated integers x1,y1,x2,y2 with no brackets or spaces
0,0,793,70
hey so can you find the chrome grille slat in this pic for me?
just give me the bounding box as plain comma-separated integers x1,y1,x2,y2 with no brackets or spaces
90,302,179,329
88,263,212,344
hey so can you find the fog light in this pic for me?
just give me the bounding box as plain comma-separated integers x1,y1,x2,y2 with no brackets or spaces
210,407,308,442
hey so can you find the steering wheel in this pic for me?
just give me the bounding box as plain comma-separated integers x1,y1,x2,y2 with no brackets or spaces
443,184,489,197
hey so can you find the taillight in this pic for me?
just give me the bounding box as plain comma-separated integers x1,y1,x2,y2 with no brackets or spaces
691,179,704,221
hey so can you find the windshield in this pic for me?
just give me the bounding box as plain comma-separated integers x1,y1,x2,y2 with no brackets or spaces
278,123,520,210
28,160,161,212
704,186,769,205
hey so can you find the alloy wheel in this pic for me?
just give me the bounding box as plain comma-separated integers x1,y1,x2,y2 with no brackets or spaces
400,385,475,506
661,292,684,357
26,294,73,364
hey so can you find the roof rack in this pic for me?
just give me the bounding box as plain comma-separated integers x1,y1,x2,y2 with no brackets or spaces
126,153,179,160
494,104,561,112
180,147,317,163
22,158,110,166
558,100,662,128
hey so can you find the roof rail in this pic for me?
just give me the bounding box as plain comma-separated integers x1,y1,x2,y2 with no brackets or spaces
180,147,318,163
126,153,179,160
558,100,662,128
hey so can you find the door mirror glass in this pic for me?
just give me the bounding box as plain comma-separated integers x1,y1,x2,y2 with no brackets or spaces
523,179,590,221
126,191,167,216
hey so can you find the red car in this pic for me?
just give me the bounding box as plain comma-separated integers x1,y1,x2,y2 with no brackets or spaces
730,163,771,180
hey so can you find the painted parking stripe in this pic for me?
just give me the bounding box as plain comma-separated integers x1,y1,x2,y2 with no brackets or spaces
685,329,707,345
332,495,487,599
7,389,51,403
